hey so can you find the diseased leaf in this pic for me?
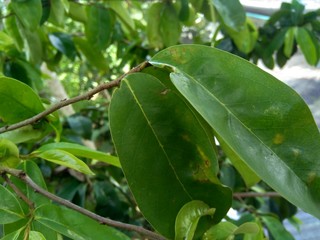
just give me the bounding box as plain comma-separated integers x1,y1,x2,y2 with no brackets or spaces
35,149,94,175
0,77,45,124
35,204,130,240
0,185,24,224
175,200,215,240
34,142,120,168
110,72,232,238
150,45,320,219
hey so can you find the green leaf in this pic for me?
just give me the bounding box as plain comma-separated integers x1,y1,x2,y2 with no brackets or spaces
0,138,20,168
29,231,46,240
48,32,78,60
35,204,130,240
3,16,24,51
146,2,164,49
34,142,120,168
203,221,236,240
85,5,114,51
175,200,215,240
203,221,260,239
74,37,108,71
48,0,65,26
0,77,45,124
35,149,94,175
68,2,87,23
0,126,44,144
108,1,135,31
160,3,182,47
150,45,320,219
109,72,232,238
11,0,42,30
262,216,294,240
295,27,319,66
10,161,50,210
212,0,246,31
284,27,295,58
0,227,24,240
0,185,24,224
0,31,14,51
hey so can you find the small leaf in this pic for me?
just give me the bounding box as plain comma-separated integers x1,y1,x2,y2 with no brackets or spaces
160,3,182,47
68,2,87,23
234,222,260,235
0,126,43,144
284,27,295,58
295,27,319,66
175,200,215,240
49,32,78,60
35,149,94,175
29,231,46,240
0,185,24,224
11,0,42,30
0,31,14,51
108,1,135,31
0,138,20,168
48,0,65,26
262,216,294,240
0,77,45,124
212,0,246,30
85,5,114,50
3,16,24,51
203,222,237,240
74,37,108,71
0,227,24,240
147,2,164,49
35,204,130,240
34,142,120,168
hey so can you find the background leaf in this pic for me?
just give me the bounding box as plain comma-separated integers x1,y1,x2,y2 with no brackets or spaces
0,185,24,224
35,149,94,175
295,27,319,66
34,142,120,168
0,77,45,124
150,45,320,219
35,204,130,240
110,73,232,238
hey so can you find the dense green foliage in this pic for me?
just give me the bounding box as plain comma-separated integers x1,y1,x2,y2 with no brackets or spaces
0,0,319,239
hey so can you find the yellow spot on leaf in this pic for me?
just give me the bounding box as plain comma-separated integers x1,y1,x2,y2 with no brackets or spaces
273,133,284,145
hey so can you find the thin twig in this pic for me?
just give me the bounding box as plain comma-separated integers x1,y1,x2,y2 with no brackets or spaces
0,61,150,134
1,168,166,240
233,192,281,198
1,173,35,210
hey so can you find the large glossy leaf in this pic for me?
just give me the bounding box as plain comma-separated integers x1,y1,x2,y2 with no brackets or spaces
0,77,45,124
150,45,320,219
0,185,24,224
34,142,120,168
11,0,42,30
110,73,232,238
212,0,246,31
35,204,130,240
35,149,94,175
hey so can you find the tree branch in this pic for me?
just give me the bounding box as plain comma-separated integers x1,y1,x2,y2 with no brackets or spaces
0,61,150,134
1,168,166,240
233,192,281,198
2,173,35,210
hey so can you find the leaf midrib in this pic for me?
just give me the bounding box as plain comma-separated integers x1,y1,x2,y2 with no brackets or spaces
125,80,193,200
